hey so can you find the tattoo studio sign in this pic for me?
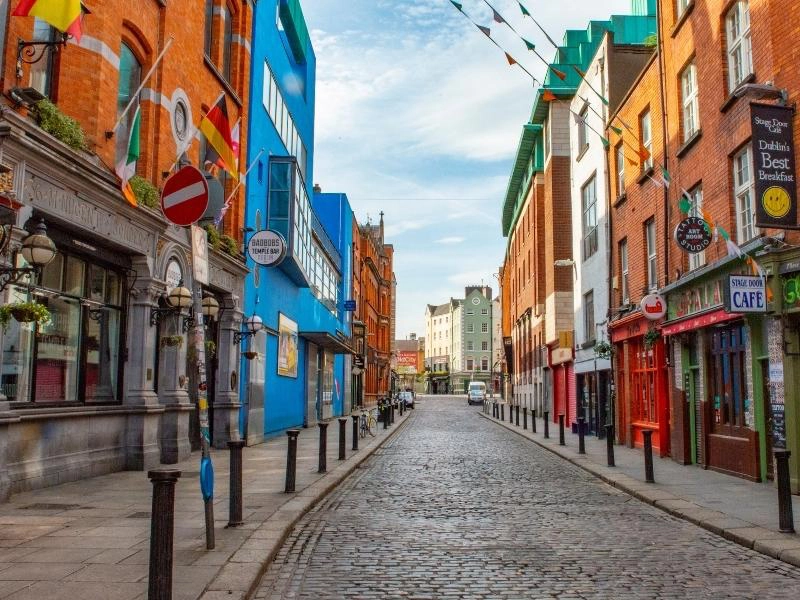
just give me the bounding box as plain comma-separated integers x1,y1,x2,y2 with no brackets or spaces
751,103,798,229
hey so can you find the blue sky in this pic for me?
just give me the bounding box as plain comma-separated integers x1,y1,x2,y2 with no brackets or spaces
300,0,632,338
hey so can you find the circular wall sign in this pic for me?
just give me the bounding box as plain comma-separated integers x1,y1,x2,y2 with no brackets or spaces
165,259,183,293
471,297,481,305
247,230,287,266
674,216,712,254
641,293,667,320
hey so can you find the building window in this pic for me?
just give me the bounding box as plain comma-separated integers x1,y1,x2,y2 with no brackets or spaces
640,110,653,171
116,43,142,165
466,310,474,315
584,290,595,343
632,339,658,424
676,0,691,18
709,323,748,430
577,106,589,152
467,324,474,333
481,341,488,351
221,3,233,81
481,357,489,371
481,308,488,315
616,144,625,198
204,0,214,58
582,175,598,260
263,64,308,179
726,0,752,92
645,219,657,291
466,358,474,371
481,322,488,333
688,185,706,271
681,61,699,141
29,19,56,97
1,251,125,404
733,146,758,244
467,341,474,351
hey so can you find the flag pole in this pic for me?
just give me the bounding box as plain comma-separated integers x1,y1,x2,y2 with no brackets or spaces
214,148,264,225
111,37,174,135
167,91,228,174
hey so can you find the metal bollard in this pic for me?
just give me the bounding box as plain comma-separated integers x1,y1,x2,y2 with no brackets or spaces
391,401,396,425
578,417,586,454
605,424,615,467
543,411,549,438
400,399,404,416
227,440,246,528
318,422,328,474
643,429,655,483
148,469,181,600
494,403,498,418
516,405,520,426
352,415,360,451
510,403,514,424
338,418,347,460
382,404,388,430
775,449,795,533
558,414,565,446
285,430,300,493
523,407,527,430
501,404,505,421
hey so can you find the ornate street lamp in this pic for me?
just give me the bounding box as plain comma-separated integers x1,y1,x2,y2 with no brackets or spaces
233,314,264,344
0,219,57,292
150,281,193,326
202,295,220,320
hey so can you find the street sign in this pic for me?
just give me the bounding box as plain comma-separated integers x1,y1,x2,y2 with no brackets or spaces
724,274,767,313
160,166,209,226
344,300,357,311
641,293,667,320
191,224,209,285
247,229,286,266
353,355,365,369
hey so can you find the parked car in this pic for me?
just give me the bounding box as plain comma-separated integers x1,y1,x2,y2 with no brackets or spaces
467,381,487,405
399,391,414,408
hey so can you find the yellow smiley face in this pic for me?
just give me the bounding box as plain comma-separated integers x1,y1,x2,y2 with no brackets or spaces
762,186,791,219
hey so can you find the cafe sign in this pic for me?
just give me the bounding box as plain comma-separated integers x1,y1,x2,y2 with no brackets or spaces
724,275,766,313
751,103,798,229
641,293,667,320
674,217,712,254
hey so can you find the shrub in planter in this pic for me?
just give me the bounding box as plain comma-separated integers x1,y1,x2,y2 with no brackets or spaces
220,235,239,257
204,224,221,251
130,175,159,208
0,301,51,331
32,99,87,151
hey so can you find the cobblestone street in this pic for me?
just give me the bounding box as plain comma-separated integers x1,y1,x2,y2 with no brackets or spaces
255,396,800,599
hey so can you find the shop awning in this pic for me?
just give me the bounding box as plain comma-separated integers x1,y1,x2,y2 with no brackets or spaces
300,331,355,354
661,309,742,336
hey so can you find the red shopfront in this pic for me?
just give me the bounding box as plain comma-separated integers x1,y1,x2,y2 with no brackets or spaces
610,311,670,456
550,346,575,426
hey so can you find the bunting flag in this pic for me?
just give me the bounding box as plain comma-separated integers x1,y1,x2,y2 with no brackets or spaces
518,1,530,16
13,0,82,41
638,146,651,163
522,37,536,51
717,226,730,242
542,89,557,102
661,165,672,188
610,125,623,136
726,239,745,258
505,52,517,66
476,23,491,37
701,209,715,229
492,8,505,24
647,173,663,188
450,0,463,10
573,66,609,106
550,66,567,81
115,105,140,207
617,116,635,134
570,108,609,149
517,0,560,49
199,95,238,181
679,197,691,214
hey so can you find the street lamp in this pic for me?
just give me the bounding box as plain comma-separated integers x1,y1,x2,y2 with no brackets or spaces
234,313,264,345
0,219,57,291
202,295,220,320
150,281,193,326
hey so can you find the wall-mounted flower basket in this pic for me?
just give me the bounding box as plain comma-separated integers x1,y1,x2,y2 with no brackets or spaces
242,350,258,361
0,301,51,331
160,335,184,349
643,328,661,349
594,340,613,360
205,340,216,359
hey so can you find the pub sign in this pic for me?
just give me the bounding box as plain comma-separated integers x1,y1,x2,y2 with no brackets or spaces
751,103,798,229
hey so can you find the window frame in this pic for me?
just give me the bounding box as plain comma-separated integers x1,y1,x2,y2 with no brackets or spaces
733,145,758,244
640,110,653,172
577,106,589,153
584,290,595,343
581,174,598,260
688,185,706,271
615,143,625,198
645,219,657,291
726,0,753,92
681,61,700,141
619,238,629,304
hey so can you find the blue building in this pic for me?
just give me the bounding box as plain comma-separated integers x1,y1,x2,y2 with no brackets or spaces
241,0,354,443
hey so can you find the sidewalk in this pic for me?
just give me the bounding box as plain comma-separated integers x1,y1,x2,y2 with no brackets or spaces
0,407,412,600
482,405,800,567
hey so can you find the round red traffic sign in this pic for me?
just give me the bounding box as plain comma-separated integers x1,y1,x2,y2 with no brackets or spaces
160,166,209,227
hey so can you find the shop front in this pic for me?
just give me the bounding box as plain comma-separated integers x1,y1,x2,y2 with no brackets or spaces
609,310,669,456
549,345,574,427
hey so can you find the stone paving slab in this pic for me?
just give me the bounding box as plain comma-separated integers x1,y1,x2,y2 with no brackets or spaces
0,406,412,600
481,407,800,569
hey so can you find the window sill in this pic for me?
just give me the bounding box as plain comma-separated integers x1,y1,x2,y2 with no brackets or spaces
204,56,243,107
576,144,590,162
670,2,695,38
676,129,702,158
613,193,627,208
720,72,756,113
580,340,597,350
637,167,655,186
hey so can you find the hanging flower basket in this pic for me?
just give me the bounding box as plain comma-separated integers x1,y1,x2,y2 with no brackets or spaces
643,328,661,349
243,350,258,361
593,340,613,360
160,335,184,348
0,301,51,331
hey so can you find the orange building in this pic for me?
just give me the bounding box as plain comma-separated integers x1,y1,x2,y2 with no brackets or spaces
0,0,251,499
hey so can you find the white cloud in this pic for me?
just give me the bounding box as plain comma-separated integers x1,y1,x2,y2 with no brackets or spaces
435,236,465,245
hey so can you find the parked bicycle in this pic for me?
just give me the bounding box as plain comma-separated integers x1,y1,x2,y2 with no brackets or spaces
360,406,378,438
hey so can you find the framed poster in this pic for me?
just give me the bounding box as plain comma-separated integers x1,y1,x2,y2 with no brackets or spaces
277,314,298,378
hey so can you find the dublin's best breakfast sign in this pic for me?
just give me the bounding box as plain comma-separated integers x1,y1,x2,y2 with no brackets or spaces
751,103,798,229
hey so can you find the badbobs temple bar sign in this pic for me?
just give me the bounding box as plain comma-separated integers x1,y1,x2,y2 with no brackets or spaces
751,103,798,229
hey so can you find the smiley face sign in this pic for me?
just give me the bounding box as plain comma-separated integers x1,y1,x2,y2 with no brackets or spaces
762,186,791,219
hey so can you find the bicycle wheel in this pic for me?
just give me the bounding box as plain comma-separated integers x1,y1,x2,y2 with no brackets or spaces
359,416,367,438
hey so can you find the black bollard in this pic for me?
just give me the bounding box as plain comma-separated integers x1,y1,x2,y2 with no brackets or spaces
148,469,181,600
382,404,388,430
318,422,328,474
510,403,514,424
775,449,795,533
338,418,347,460
285,430,300,493
494,403,498,418
558,414,565,446
643,430,655,483
501,404,505,421
605,424,615,467
352,415,360,451
523,407,527,430
227,440,246,528
578,417,586,454
544,411,549,438
400,399,404,416
532,409,537,433
516,405,520,426
391,401,396,424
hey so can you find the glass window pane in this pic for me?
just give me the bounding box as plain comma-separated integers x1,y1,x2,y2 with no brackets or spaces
35,296,81,402
270,161,291,190
1,309,34,402
221,5,232,81
84,308,120,402
65,256,86,297
269,191,290,219
89,264,106,303
106,271,121,306
40,252,63,291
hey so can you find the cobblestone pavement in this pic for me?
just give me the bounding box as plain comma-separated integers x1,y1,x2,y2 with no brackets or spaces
254,396,800,599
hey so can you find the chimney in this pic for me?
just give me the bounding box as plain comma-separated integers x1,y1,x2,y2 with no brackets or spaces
313,183,322,193
409,333,416,340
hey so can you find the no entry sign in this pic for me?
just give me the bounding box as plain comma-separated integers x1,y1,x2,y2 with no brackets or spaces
161,166,209,227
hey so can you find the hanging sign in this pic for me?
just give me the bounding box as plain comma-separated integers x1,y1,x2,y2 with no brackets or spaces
247,229,286,266
641,293,667,320
674,216,712,253
160,166,209,227
724,274,767,313
751,103,798,229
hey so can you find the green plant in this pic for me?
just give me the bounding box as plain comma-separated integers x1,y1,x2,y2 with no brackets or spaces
130,175,159,208
220,234,239,257
204,224,221,251
204,340,216,358
160,334,184,348
643,328,661,349
0,301,51,331
643,33,658,47
594,340,613,360
32,99,87,151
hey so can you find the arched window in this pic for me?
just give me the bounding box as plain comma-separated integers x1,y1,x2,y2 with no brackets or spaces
204,0,214,58
221,3,233,81
116,43,142,163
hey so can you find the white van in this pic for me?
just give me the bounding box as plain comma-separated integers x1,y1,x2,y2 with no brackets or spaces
467,381,487,405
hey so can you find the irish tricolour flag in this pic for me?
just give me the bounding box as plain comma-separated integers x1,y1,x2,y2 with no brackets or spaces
115,105,140,207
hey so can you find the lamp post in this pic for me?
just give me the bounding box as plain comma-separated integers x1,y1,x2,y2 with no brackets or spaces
150,281,193,327
0,219,57,291
234,314,264,345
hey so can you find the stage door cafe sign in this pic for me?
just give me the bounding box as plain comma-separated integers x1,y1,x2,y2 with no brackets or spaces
751,103,798,229
724,275,767,313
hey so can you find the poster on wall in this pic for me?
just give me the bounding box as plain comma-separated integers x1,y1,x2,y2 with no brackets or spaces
751,103,798,229
277,314,298,378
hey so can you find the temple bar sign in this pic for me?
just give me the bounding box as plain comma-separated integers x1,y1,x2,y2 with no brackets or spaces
751,103,798,229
